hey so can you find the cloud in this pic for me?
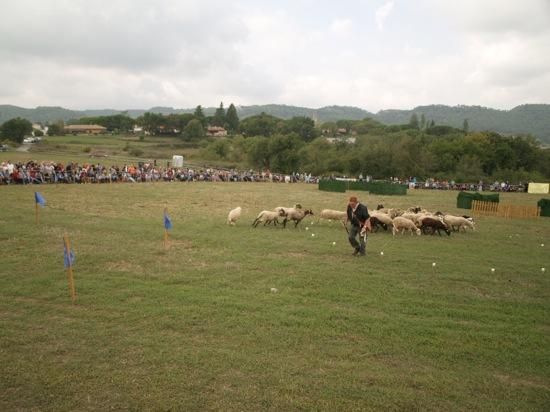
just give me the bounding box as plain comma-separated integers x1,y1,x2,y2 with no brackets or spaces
0,1,549,112
375,1,394,31
329,18,353,35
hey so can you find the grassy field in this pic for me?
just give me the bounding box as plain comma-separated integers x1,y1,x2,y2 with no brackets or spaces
1,183,549,411
0,134,206,167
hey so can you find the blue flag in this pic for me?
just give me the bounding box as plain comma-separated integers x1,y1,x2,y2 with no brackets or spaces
164,211,173,230
63,244,75,268
35,192,46,208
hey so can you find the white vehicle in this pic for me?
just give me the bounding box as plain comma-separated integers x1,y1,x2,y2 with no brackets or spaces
23,137,36,143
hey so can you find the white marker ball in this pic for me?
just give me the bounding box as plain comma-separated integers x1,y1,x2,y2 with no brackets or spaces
432,262,436,267
491,268,495,272
270,288,278,293
542,268,546,272
541,244,545,247
380,251,384,256
305,227,309,231
332,241,336,245
311,233,315,237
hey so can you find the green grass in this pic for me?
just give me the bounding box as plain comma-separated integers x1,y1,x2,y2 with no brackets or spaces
1,184,549,411
0,134,205,166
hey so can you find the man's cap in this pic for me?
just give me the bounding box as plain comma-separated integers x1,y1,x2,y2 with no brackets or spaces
349,196,358,203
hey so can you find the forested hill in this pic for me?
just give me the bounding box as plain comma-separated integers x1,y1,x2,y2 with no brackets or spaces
376,104,550,144
1,103,549,144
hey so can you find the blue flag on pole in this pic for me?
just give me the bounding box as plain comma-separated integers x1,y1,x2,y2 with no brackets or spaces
164,211,173,230
63,243,75,268
35,192,46,208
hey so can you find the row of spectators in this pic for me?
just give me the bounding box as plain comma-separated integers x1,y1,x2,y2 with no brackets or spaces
0,160,318,185
0,160,527,191
405,178,528,192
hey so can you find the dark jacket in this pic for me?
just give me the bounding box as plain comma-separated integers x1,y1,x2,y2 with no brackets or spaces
347,203,370,227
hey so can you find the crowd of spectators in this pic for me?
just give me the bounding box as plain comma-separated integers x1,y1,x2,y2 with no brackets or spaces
402,177,528,192
0,160,318,185
0,160,528,192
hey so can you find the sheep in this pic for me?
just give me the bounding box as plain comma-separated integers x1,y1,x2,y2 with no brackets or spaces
400,212,424,225
373,206,402,218
420,217,451,236
369,211,394,228
368,216,389,232
281,208,314,228
393,209,405,218
252,209,285,227
392,216,421,236
443,215,476,232
319,209,347,222
274,204,302,217
227,206,242,225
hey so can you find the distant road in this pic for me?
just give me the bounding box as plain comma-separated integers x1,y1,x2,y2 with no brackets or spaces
16,144,31,152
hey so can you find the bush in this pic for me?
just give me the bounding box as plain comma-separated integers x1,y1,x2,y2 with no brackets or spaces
83,147,92,153
129,148,144,157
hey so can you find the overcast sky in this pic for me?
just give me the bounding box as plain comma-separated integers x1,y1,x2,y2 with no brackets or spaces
1,0,549,112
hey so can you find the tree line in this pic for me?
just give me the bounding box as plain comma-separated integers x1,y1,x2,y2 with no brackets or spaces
1,107,549,182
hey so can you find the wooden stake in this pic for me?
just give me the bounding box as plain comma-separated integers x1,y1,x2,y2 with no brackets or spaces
63,233,76,303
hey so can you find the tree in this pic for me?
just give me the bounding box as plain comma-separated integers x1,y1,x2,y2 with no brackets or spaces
283,116,319,142
194,105,206,127
183,119,204,140
409,113,419,129
0,117,33,143
226,103,239,134
463,119,469,134
212,102,226,127
267,134,304,173
47,120,65,136
240,113,280,137
136,112,165,135
420,114,426,130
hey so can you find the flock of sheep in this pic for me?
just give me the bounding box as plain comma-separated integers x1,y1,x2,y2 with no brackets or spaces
227,204,475,236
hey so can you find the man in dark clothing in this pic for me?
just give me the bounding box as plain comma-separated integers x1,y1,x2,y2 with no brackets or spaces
346,196,370,256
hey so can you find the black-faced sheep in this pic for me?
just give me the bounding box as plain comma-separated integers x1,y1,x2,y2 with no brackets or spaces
282,208,314,228
368,216,388,232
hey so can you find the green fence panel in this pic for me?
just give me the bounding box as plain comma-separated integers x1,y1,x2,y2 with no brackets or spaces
537,198,550,217
347,181,369,191
366,181,408,195
318,180,346,192
457,191,500,209
479,193,500,203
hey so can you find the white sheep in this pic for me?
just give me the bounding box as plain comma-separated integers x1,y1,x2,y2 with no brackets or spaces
319,209,347,222
369,211,394,227
392,216,421,236
443,215,475,232
252,210,284,227
400,212,422,224
387,208,404,219
227,206,242,225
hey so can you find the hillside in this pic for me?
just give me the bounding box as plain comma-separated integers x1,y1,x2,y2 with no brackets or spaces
376,104,550,143
1,103,549,144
